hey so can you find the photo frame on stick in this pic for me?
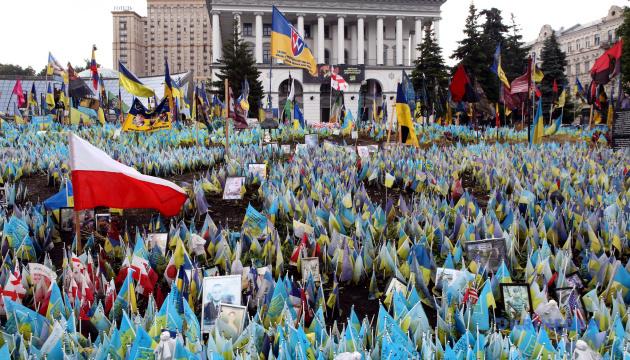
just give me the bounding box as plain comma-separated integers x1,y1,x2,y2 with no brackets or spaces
223,177,245,200
201,275,242,332
463,237,507,273
301,257,321,283
500,283,533,321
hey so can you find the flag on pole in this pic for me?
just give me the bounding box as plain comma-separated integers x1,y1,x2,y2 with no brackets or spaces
164,57,175,116
396,82,419,147
68,133,187,216
12,79,25,108
490,43,510,89
331,73,348,92
90,45,99,90
530,99,544,145
271,6,317,75
118,61,155,98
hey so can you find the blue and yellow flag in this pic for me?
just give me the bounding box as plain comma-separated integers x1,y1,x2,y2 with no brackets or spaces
46,83,55,109
395,83,419,147
530,99,544,145
119,61,156,98
271,6,317,76
164,57,175,115
490,44,510,89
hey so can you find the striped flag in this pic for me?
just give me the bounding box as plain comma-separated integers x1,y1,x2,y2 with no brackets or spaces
462,285,478,305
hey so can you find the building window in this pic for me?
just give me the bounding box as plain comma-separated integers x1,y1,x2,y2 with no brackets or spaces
324,49,330,64
263,44,271,63
243,23,253,36
304,25,311,39
263,24,272,36
608,30,613,43
344,25,349,40
586,39,590,48
324,25,330,39
594,34,600,46
120,21,127,30
568,43,572,52
584,61,589,73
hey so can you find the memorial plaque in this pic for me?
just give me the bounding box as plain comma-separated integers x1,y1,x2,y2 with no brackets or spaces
613,110,630,149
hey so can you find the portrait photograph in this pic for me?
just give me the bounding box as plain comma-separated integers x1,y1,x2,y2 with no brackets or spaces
281,144,292,155
0,185,6,206
59,207,74,232
248,163,267,180
201,275,242,332
223,177,245,200
564,272,585,291
500,283,533,321
216,303,247,339
301,257,321,283
79,209,95,232
305,133,319,148
357,146,370,160
435,267,462,290
148,233,168,255
463,237,507,273
95,213,111,234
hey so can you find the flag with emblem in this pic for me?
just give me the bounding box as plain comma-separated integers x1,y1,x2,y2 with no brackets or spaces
271,6,317,75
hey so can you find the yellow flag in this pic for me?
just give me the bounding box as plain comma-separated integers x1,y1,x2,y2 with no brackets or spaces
385,173,395,188
533,66,544,83
557,90,567,108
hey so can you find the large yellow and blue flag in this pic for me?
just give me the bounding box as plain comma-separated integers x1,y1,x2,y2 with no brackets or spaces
490,43,510,89
530,99,544,145
164,57,175,115
119,61,155,98
395,83,419,147
271,6,317,76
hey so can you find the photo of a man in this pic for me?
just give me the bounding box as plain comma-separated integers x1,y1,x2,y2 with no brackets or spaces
201,275,242,332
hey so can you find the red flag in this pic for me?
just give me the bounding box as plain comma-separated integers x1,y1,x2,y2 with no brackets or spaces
12,80,25,107
552,79,558,94
69,133,187,216
450,64,477,102
591,39,623,84
495,103,500,128
90,45,99,90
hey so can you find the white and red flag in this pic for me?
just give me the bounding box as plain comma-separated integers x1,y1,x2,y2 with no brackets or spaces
69,133,187,217
331,73,348,92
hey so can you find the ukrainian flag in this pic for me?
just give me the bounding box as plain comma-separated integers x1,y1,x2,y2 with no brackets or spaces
271,6,317,76
530,99,544,145
118,61,155,98
395,82,419,147
164,57,175,114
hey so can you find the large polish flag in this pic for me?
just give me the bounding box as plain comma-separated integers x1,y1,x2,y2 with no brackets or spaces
69,133,187,217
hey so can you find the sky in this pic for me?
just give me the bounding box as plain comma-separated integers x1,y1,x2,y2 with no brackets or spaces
0,0,625,71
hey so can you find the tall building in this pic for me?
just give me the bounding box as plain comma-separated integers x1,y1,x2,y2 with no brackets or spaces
207,0,446,123
527,5,623,90
112,0,212,80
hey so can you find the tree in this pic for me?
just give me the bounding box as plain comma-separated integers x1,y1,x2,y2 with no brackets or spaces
503,14,529,82
451,4,486,86
540,31,568,117
478,8,508,103
616,7,630,93
411,25,448,113
0,64,35,76
212,20,264,117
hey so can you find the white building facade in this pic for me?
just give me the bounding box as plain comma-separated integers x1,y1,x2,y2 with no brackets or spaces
527,6,623,91
206,0,446,123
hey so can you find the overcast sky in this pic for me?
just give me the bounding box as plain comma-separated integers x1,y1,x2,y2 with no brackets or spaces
0,0,626,71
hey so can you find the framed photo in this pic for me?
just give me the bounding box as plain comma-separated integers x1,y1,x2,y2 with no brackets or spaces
301,257,321,283
357,146,369,160
564,272,585,291
148,233,168,255
435,267,464,289
95,213,111,233
59,207,74,232
0,185,6,206
500,283,533,321
463,237,507,273
351,130,358,140
555,287,585,318
305,133,319,148
79,209,95,232
281,144,292,154
248,163,267,179
216,303,247,339
223,177,245,200
385,277,407,297
201,275,242,332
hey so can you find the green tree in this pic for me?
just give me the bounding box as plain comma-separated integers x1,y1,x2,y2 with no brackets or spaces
411,25,449,112
503,14,529,82
478,8,508,103
451,4,486,87
0,64,35,76
212,21,264,117
540,31,568,117
616,7,630,93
